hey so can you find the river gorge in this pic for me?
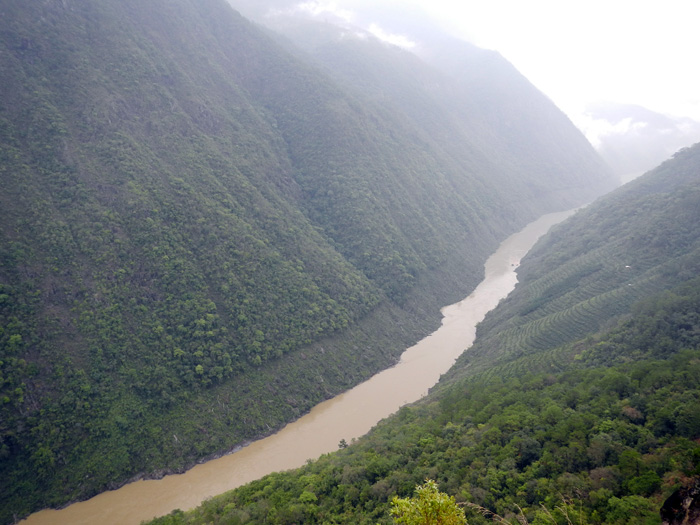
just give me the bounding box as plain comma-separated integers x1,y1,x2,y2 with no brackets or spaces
21,209,575,525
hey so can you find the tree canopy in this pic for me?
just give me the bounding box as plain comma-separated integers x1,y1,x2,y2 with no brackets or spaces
391,480,467,525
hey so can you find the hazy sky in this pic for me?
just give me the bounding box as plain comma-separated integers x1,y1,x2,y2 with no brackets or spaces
289,0,700,125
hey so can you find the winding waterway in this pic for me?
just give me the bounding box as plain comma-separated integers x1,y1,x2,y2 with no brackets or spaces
21,209,574,525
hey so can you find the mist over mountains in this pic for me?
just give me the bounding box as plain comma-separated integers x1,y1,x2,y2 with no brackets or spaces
234,0,700,185
230,0,615,201
0,0,615,521
580,101,700,183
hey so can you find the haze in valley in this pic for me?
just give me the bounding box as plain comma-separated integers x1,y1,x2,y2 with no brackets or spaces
231,0,700,180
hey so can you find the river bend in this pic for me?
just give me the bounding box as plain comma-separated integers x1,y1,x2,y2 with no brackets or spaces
21,209,573,525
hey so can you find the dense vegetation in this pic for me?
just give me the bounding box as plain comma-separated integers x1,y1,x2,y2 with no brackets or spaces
146,144,700,524
0,0,614,521
233,0,610,216
390,479,467,524
148,279,700,524
447,142,700,384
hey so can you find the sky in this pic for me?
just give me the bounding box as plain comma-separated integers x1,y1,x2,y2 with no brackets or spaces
286,0,700,127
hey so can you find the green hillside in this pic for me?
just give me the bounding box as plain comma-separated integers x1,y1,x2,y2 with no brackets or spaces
149,144,700,524
230,5,613,214
0,0,613,521
446,142,700,384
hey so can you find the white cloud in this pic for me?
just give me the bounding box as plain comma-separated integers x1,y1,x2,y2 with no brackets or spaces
263,0,700,126
282,1,356,23
367,23,416,49
575,115,649,149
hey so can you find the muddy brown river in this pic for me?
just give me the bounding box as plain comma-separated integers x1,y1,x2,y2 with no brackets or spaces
20,209,574,525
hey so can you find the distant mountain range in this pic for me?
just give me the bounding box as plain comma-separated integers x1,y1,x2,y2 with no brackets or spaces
581,101,700,182
0,0,614,521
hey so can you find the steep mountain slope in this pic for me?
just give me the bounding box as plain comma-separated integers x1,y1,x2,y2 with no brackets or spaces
447,142,700,383
229,4,615,212
150,145,700,524
0,0,613,520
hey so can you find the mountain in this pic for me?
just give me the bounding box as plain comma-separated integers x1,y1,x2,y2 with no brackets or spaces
451,141,700,382
581,101,700,183
0,0,613,520
149,144,700,524
230,0,615,211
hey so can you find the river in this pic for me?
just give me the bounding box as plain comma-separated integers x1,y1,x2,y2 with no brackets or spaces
20,209,574,525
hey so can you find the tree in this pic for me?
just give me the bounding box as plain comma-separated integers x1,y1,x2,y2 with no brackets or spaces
390,479,467,525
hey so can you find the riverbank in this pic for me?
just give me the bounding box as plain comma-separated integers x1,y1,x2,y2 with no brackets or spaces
20,209,575,525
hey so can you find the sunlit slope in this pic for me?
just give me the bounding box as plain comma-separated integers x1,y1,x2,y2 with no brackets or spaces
0,0,614,520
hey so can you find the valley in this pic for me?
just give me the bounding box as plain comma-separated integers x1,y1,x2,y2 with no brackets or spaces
143,143,700,524
21,211,575,525
2,0,698,524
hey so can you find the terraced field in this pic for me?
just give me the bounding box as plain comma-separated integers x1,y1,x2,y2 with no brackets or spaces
444,144,700,384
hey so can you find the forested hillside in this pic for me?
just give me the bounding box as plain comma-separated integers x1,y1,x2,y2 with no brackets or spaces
0,0,613,521
446,142,700,384
231,1,609,212
149,144,700,524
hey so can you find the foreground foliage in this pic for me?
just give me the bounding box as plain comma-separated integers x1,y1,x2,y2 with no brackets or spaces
391,480,467,525
148,279,700,524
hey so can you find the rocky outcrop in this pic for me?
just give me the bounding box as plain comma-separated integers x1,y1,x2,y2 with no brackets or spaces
661,478,700,525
